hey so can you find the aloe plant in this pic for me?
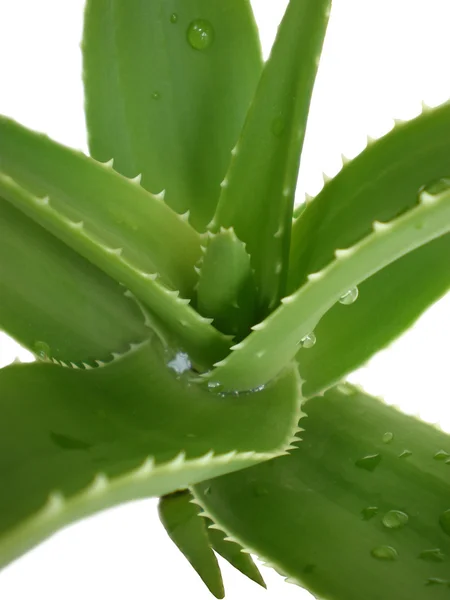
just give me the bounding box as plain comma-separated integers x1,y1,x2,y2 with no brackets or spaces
0,0,449,598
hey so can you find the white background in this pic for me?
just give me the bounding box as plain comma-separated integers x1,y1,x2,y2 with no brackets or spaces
0,1,450,598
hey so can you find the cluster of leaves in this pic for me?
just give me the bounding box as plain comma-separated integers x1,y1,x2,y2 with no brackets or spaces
0,0,449,598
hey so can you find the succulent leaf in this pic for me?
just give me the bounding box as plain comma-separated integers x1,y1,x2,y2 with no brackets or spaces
196,228,257,339
206,185,450,391
82,0,263,231
0,173,229,371
159,491,224,599
210,0,331,317
0,199,149,365
0,339,303,570
194,384,450,600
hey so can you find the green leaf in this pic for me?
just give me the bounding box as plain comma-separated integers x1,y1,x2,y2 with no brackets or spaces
0,338,303,569
206,518,266,589
82,0,263,231
0,172,229,371
0,115,200,297
0,198,149,365
194,384,450,600
206,183,450,391
159,491,224,599
210,0,331,317
289,103,450,289
196,228,257,339
298,235,450,397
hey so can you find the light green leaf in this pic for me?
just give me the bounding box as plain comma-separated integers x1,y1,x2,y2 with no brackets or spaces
196,228,257,339
194,384,450,600
298,235,450,397
159,491,224,599
82,0,262,231
206,183,450,391
0,115,200,297
0,173,229,371
288,105,450,394
0,338,303,569
205,517,266,589
211,0,331,316
0,198,149,365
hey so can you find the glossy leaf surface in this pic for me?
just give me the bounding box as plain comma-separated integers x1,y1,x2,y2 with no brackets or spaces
83,0,263,230
195,385,450,600
211,0,331,316
0,199,149,365
0,339,302,569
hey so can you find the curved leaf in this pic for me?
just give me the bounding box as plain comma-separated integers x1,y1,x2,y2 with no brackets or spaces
194,385,450,600
82,0,263,230
206,185,450,391
210,0,331,316
0,339,303,569
0,173,230,371
159,491,224,599
0,199,149,365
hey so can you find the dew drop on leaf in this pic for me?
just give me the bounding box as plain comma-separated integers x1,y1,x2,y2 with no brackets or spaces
426,578,449,586
151,91,161,100
439,509,450,536
398,449,412,458
382,432,394,444
339,287,359,305
33,341,50,361
208,381,224,392
355,453,381,472
300,332,316,349
418,548,446,562
361,506,378,520
371,546,398,561
187,19,214,51
433,449,450,461
167,352,191,374
382,510,409,529
170,13,178,24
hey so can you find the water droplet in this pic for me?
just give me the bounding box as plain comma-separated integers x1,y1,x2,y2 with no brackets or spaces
170,13,178,24
151,91,161,100
361,506,378,520
382,432,394,444
271,116,286,138
398,449,412,458
371,546,398,561
418,548,446,562
433,449,450,461
426,578,448,586
382,510,409,529
34,341,50,361
439,509,450,536
300,332,316,349
208,381,224,391
339,287,359,305
204,486,212,496
167,352,191,374
355,453,381,472
187,19,214,51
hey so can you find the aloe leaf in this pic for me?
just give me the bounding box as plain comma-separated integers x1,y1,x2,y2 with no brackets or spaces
159,491,224,599
0,199,150,365
206,184,450,391
196,228,257,339
210,0,331,316
0,338,303,569
298,235,450,397
289,102,450,289
194,384,450,600
287,103,450,395
0,115,200,297
0,173,229,371
82,0,262,231
205,517,266,589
